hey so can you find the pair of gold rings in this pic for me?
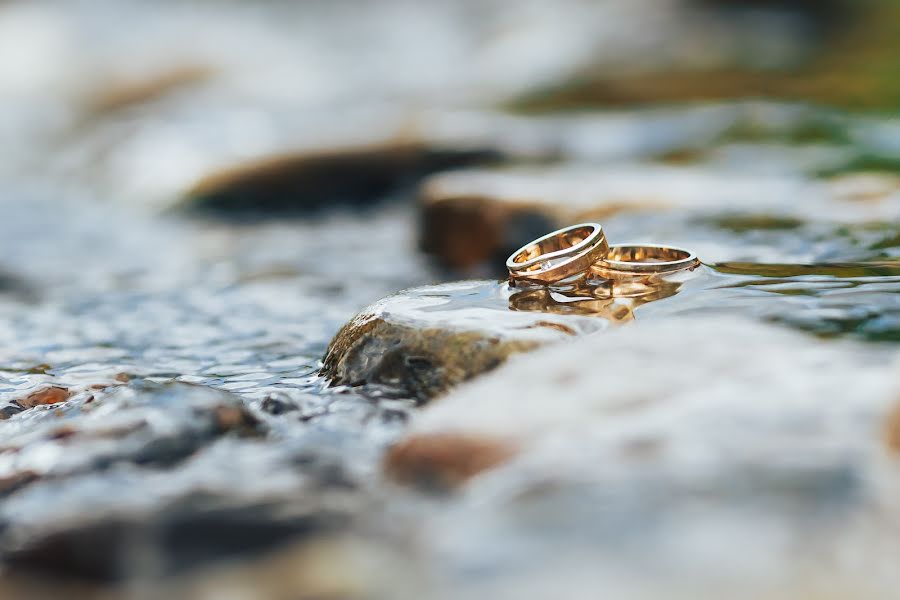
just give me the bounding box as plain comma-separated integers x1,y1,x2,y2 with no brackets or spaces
506,223,698,284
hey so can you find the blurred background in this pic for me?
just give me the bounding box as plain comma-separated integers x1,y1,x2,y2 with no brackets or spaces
0,0,898,598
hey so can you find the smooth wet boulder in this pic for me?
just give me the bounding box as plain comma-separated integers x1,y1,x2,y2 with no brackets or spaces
321,280,649,403
384,317,900,595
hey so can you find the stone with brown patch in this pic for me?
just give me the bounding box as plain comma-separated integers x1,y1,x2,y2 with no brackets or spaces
384,432,516,490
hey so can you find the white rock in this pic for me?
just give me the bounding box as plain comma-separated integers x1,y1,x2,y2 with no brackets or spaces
397,317,900,599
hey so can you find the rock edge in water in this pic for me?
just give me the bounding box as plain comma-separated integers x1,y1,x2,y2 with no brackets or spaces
321,280,624,402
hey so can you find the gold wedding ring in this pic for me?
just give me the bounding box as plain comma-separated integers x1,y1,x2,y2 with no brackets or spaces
506,223,609,284
592,244,699,279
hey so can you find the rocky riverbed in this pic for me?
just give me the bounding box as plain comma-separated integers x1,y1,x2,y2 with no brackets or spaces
0,0,899,598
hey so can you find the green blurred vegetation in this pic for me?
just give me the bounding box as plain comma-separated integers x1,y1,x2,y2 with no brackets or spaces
711,261,900,278
701,215,805,232
511,1,900,112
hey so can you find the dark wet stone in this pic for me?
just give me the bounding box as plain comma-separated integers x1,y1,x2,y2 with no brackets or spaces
3,497,346,583
178,143,500,220
0,272,16,293
0,383,267,494
0,271,37,303
261,393,300,416
0,406,24,421
101,386,264,469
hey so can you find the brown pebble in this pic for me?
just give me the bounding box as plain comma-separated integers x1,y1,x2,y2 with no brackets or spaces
885,400,900,454
213,406,263,437
384,432,516,490
17,387,71,409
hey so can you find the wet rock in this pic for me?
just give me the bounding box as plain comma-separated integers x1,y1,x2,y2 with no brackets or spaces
178,142,499,219
0,271,19,293
419,164,900,270
386,318,900,596
0,270,37,303
15,386,70,409
0,406,24,421
3,497,346,583
0,382,266,491
321,280,644,403
0,382,384,587
260,393,300,416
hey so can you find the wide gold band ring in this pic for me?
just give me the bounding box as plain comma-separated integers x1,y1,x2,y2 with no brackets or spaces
591,243,699,279
507,223,609,284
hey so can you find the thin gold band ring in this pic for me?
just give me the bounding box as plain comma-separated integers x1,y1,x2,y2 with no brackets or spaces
506,223,609,284
592,243,699,279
